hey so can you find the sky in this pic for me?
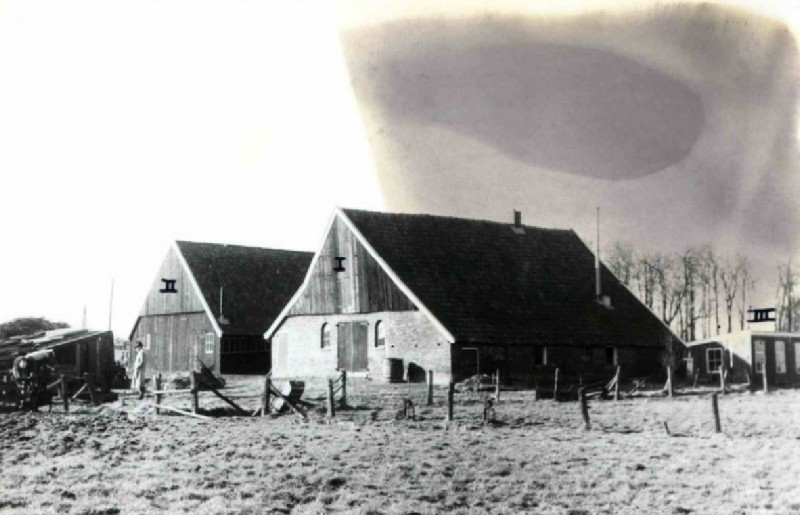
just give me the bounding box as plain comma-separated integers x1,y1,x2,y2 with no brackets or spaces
0,0,798,338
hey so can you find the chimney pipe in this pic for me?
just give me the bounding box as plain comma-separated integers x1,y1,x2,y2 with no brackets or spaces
595,207,601,298
513,210,522,227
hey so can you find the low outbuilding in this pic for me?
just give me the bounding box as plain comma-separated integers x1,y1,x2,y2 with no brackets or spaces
0,328,114,388
686,330,800,387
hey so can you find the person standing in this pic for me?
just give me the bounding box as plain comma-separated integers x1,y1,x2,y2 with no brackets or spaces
131,341,147,400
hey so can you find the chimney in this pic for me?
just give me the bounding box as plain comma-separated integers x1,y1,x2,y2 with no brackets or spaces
511,210,525,234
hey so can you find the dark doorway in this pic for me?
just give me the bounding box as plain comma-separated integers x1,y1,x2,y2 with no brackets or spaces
220,336,270,374
337,322,368,371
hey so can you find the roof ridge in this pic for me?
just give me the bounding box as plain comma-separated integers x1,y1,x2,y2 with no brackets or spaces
175,240,313,255
339,207,574,233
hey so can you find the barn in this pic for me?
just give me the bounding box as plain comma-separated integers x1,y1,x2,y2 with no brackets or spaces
129,241,312,376
686,331,800,387
265,208,679,386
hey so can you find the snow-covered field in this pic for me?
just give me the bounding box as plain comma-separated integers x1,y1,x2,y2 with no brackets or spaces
2,378,799,515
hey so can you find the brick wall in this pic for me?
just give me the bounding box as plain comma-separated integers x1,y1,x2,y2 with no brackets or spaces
271,310,452,385
453,343,663,386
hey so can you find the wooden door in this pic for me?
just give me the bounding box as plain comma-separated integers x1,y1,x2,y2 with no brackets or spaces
337,322,368,371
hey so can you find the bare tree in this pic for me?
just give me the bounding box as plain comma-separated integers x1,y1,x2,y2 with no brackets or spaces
678,248,704,341
635,252,659,311
719,257,741,333
736,256,754,331
650,253,686,330
607,241,635,287
776,259,799,332
696,246,717,339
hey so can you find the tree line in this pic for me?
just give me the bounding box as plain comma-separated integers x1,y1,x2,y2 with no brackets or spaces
0,317,69,341
606,243,800,341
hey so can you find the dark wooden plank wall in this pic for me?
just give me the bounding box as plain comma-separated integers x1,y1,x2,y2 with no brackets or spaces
289,217,415,316
138,246,206,317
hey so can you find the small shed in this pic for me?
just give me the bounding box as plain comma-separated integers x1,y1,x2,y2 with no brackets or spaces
0,328,115,388
686,331,800,387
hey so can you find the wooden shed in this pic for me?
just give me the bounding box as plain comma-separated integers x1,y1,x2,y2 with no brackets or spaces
0,328,114,388
129,241,312,376
266,208,680,386
686,331,800,387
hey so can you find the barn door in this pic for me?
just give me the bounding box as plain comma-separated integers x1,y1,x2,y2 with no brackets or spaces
337,322,368,371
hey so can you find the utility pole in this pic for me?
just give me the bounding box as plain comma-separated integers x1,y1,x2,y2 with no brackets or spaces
595,207,601,299
108,279,114,331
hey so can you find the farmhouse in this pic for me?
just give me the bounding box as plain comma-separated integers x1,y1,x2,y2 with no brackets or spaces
686,330,800,387
265,208,679,385
0,328,114,388
129,241,312,376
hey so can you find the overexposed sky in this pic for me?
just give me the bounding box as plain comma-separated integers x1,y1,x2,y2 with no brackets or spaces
0,0,797,337
0,0,382,336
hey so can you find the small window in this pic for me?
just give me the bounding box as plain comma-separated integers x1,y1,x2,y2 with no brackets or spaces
795,342,800,374
754,340,765,373
775,340,786,374
321,323,331,349
145,334,152,350
375,321,385,348
204,333,214,354
533,346,547,366
707,348,723,374
605,347,618,367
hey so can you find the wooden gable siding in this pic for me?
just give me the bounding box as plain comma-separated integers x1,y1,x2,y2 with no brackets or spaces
288,217,415,316
139,246,206,317
131,313,217,374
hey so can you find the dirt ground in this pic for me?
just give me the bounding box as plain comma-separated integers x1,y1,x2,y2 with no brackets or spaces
1,378,799,515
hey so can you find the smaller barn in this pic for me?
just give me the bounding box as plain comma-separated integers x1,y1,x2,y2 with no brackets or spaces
129,241,313,376
686,331,800,387
0,328,115,387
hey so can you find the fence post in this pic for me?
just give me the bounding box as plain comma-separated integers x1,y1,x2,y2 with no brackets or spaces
667,365,675,399
711,392,721,433
579,387,590,430
84,372,99,406
190,371,199,414
262,375,270,416
446,381,454,421
613,366,620,401
762,367,768,394
427,370,434,406
553,368,559,401
340,370,347,406
327,379,336,418
60,374,69,412
719,367,727,394
155,374,162,415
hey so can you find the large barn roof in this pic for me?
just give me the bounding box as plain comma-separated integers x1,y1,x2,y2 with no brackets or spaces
176,241,313,336
340,208,675,347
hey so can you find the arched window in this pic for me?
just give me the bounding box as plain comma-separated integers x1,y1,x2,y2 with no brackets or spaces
375,321,385,348
321,323,331,349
